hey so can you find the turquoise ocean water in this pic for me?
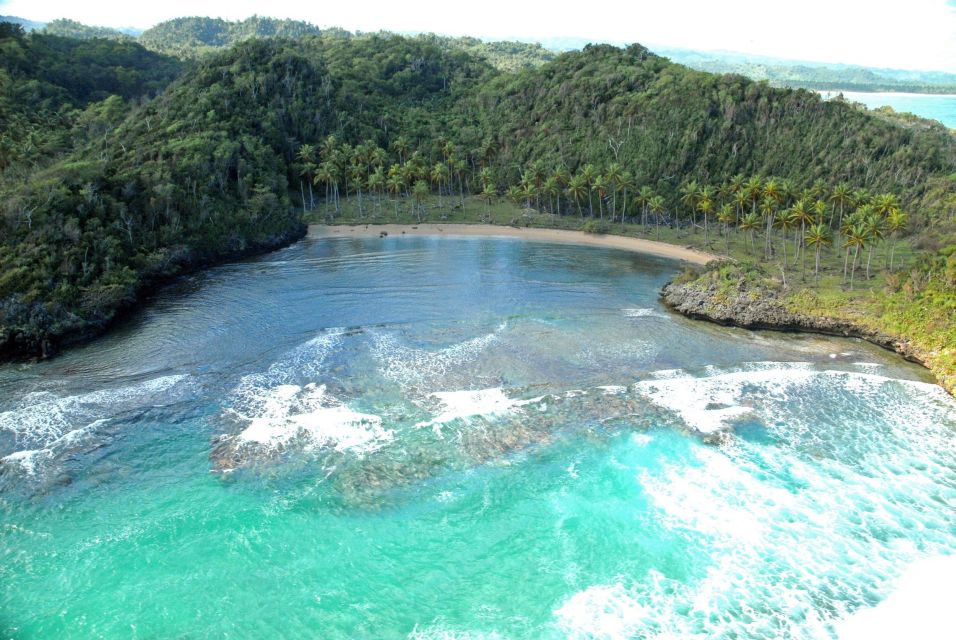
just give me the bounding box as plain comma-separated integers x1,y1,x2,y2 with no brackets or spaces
820,90,956,128
1,236,954,638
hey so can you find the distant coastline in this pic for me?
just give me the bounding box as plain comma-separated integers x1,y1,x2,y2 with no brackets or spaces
818,89,956,98
817,90,956,128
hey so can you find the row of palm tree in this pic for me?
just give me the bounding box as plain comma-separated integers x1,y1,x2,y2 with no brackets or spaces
296,137,909,287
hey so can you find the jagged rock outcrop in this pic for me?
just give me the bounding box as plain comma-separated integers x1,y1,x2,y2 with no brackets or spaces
660,280,926,367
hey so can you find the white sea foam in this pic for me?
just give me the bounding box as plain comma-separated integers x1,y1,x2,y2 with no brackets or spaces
633,363,948,437
407,626,505,640
547,364,956,638
1,419,109,476
0,376,186,449
596,385,627,395
835,555,956,640
233,383,391,454
234,329,346,393
370,326,504,391
1,449,53,475
622,307,667,319
218,329,393,458
553,582,652,639
659,373,951,630
415,388,527,434
634,371,764,434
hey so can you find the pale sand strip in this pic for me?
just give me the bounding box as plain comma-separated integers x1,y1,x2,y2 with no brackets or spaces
308,224,718,264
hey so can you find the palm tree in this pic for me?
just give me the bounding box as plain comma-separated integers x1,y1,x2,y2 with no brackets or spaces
829,182,852,229
391,136,410,164
679,180,699,232
604,163,623,220
617,170,635,224
349,163,366,217
412,179,429,222
728,174,745,197
790,199,814,268
519,172,536,209
450,156,467,208
774,208,799,268
739,212,761,256
480,184,496,222
873,193,899,218
649,195,666,240
313,162,336,216
386,172,404,219
760,196,778,258
762,178,781,205
296,144,317,212
733,190,748,223
552,167,570,215
592,174,608,220
696,192,714,245
885,208,908,271
368,168,386,218
744,176,763,216
320,135,338,162
717,203,735,252
636,186,654,230
862,212,884,280
479,167,494,191
542,176,559,214
579,164,597,217
805,223,831,282
851,188,870,209
843,223,867,290
566,175,587,217
506,184,523,209
431,162,449,215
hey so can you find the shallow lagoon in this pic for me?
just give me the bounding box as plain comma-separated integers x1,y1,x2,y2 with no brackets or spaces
1,236,954,638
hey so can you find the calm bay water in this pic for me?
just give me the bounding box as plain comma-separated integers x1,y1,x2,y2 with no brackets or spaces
820,90,956,129
1,236,954,638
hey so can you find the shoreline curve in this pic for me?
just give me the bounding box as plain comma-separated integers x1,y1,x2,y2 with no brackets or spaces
308,224,718,265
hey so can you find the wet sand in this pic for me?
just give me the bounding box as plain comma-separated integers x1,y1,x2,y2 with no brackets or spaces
308,224,718,264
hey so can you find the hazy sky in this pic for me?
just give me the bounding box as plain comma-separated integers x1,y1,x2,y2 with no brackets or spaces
3,0,955,72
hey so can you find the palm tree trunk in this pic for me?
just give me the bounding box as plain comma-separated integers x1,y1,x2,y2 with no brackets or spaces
850,245,860,290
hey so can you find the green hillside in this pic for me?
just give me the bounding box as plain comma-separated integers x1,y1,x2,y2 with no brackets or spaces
1,23,954,366
138,16,323,57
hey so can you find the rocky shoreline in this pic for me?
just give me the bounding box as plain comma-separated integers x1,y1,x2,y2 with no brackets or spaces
660,279,931,371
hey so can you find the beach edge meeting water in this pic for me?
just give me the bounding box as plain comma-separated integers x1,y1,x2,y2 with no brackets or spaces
313,224,956,396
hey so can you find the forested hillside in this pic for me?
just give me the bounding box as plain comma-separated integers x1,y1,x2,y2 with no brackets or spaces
1,22,954,359
0,30,487,356
138,16,322,57
39,18,134,41
463,45,955,201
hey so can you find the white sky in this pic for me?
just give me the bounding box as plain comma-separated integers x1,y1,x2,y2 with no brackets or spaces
3,0,955,72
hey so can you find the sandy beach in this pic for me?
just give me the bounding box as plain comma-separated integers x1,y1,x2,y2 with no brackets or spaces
308,224,718,264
